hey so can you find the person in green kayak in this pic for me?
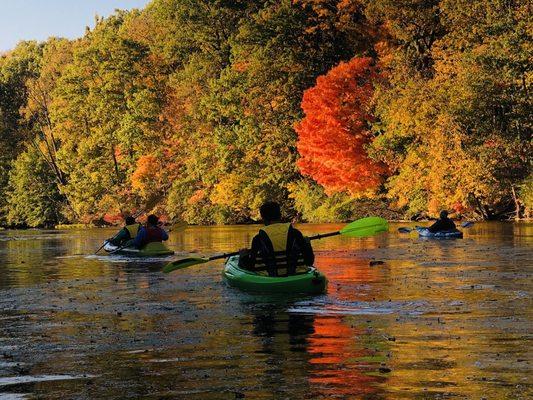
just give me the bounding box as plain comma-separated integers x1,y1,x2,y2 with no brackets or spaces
239,201,314,277
133,214,169,249
107,216,141,247
428,210,457,233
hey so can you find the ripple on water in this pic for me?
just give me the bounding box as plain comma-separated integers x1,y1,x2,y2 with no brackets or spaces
0,393,32,400
0,374,96,387
288,298,429,316
84,254,180,263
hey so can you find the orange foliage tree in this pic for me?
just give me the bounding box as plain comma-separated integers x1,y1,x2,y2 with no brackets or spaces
295,57,385,196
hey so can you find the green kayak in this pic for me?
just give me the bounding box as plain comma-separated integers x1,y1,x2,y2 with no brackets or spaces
103,241,174,256
222,255,327,294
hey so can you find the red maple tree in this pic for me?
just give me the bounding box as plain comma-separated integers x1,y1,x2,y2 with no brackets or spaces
295,56,385,195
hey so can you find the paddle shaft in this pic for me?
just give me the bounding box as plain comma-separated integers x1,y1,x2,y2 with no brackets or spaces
95,240,109,255
164,217,388,272
308,231,341,240
207,251,240,261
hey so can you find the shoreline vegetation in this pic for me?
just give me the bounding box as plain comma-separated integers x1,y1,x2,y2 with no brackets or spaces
0,218,528,231
50,218,533,231
0,0,531,229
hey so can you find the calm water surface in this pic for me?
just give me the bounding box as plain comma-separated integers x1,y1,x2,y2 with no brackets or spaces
0,222,531,399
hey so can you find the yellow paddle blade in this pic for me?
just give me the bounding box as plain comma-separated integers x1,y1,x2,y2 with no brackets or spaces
163,257,209,273
340,217,389,237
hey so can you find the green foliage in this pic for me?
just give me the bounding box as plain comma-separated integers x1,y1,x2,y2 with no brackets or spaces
288,180,399,222
289,180,358,222
5,146,64,227
0,41,43,224
50,12,167,220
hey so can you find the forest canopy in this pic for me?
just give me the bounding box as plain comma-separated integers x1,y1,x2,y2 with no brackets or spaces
0,0,531,227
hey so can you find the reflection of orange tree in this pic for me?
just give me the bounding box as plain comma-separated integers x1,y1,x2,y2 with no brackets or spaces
317,254,385,302
302,250,391,397
307,314,384,397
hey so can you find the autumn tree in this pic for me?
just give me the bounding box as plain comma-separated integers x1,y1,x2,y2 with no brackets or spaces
296,56,385,197
6,146,64,227
20,39,73,204
1,0,529,225
363,0,445,76
51,11,168,221
371,0,531,219
0,41,42,224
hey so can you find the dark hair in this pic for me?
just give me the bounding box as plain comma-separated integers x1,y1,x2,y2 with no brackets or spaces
147,214,159,226
260,202,281,222
125,216,136,225
440,210,449,219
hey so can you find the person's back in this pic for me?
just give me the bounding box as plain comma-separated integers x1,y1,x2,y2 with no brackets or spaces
428,210,457,233
108,216,140,246
239,202,314,277
133,214,169,248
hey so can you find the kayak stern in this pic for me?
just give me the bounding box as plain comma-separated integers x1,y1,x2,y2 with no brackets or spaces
103,241,174,256
223,255,327,295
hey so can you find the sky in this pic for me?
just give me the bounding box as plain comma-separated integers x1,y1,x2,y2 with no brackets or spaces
0,0,151,52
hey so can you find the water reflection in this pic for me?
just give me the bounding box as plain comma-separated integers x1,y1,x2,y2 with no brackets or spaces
0,223,531,399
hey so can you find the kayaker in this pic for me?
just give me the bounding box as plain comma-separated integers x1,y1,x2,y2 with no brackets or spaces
133,214,169,248
239,201,314,277
428,210,457,233
107,216,141,247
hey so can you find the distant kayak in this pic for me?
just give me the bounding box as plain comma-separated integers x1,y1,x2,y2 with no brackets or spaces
416,227,463,239
222,255,327,294
103,241,174,256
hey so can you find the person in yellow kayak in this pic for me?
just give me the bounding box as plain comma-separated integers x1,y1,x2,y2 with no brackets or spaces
133,214,169,248
107,216,141,247
239,201,314,277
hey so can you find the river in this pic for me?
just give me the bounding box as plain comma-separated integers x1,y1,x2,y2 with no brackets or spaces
0,222,531,399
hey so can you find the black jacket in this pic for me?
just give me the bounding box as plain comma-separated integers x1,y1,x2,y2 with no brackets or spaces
428,217,457,233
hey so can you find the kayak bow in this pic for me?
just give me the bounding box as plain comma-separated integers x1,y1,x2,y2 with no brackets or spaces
415,227,463,239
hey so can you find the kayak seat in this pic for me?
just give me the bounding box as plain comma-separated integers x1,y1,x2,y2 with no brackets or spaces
244,252,310,276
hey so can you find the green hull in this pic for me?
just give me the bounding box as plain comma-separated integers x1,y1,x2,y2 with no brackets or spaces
104,241,174,256
222,255,327,295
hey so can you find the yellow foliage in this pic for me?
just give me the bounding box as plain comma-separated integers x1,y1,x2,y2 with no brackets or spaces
210,174,250,212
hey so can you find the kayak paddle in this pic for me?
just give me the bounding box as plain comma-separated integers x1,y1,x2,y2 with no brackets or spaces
163,216,389,273
398,221,474,233
95,239,110,255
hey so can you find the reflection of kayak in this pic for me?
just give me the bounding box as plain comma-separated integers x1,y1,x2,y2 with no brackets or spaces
103,241,174,256
416,227,463,239
222,255,327,294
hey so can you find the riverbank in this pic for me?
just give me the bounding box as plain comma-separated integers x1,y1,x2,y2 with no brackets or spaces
0,216,530,231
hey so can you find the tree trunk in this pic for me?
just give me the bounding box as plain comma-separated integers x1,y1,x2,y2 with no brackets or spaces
510,185,521,220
